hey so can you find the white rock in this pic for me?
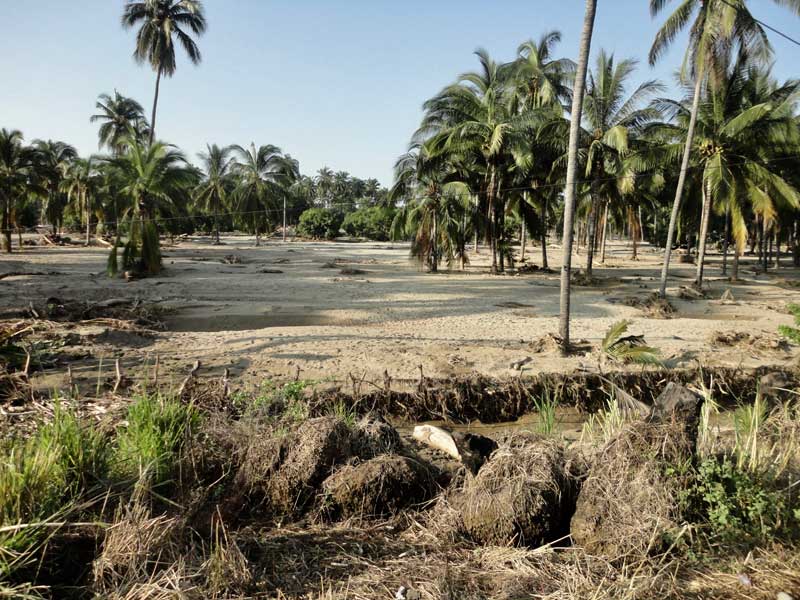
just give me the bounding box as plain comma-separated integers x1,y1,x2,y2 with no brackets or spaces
412,424,461,460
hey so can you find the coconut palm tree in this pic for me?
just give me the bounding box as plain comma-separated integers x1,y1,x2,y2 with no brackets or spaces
648,0,794,298
655,59,800,287
195,144,235,244
31,140,78,234
0,129,40,253
421,49,529,273
390,146,471,272
121,0,207,145
512,31,575,110
90,91,148,154
61,158,100,246
582,51,663,274
558,0,598,353
232,144,299,246
106,137,195,274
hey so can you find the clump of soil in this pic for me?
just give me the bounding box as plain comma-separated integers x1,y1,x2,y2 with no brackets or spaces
339,267,367,276
320,454,436,520
443,434,574,547
619,294,676,319
678,286,706,300
711,331,789,353
28,297,165,329
571,383,702,559
571,270,600,286
529,333,563,354
222,254,244,264
248,416,354,515
352,414,402,459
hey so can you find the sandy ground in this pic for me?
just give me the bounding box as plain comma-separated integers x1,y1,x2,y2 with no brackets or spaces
3,234,799,392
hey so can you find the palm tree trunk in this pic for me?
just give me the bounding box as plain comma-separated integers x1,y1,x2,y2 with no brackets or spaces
721,208,730,276
498,206,506,273
659,75,703,298
541,196,549,269
695,178,712,288
520,220,526,262
732,247,740,281
488,167,498,273
282,196,287,243
762,217,769,272
558,0,597,353
149,68,162,146
431,209,438,273
85,194,92,246
600,202,609,263
775,227,780,269
214,211,220,244
586,182,599,276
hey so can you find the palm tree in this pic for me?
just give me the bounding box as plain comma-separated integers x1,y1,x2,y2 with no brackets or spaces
649,0,791,298
421,49,528,273
315,167,334,206
195,144,234,244
513,31,575,110
0,129,40,252
121,0,207,145
558,0,598,353
582,51,663,274
232,144,299,246
106,137,195,274
656,59,800,287
90,91,148,154
31,140,78,234
390,146,471,272
61,158,100,246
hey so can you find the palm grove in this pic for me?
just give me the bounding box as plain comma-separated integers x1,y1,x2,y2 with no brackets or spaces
2,0,800,347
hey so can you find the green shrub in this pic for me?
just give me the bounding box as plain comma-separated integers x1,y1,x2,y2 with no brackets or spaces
297,208,344,239
341,207,396,241
115,393,198,485
0,404,109,575
684,455,799,546
778,303,800,344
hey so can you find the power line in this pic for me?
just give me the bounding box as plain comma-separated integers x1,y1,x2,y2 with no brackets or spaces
719,0,800,48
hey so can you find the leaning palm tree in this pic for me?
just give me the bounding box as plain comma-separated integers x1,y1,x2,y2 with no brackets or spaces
195,144,235,244
60,157,100,246
121,0,207,144
90,91,148,154
558,0,598,353
32,139,78,234
648,0,793,298
232,144,299,246
106,137,195,275
582,51,663,275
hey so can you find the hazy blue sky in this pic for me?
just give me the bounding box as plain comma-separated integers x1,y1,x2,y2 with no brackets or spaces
1,1,797,185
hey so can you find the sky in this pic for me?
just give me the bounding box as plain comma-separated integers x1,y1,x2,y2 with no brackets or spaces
1,1,798,186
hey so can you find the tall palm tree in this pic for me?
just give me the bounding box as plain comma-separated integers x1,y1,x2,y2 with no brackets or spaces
422,49,528,273
649,0,790,298
655,59,800,287
315,167,334,206
61,157,100,246
0,129,40,252
195,144,234,244
558,0,598,353
390,146,471,272
582,51,663,274
121,0,207,145
106,137,195,274
90,91,148,154
513,31,575,110
32,140,78,234
233,144,299,246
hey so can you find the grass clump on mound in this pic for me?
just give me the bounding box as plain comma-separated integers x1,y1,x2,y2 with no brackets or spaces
115,392,199,486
